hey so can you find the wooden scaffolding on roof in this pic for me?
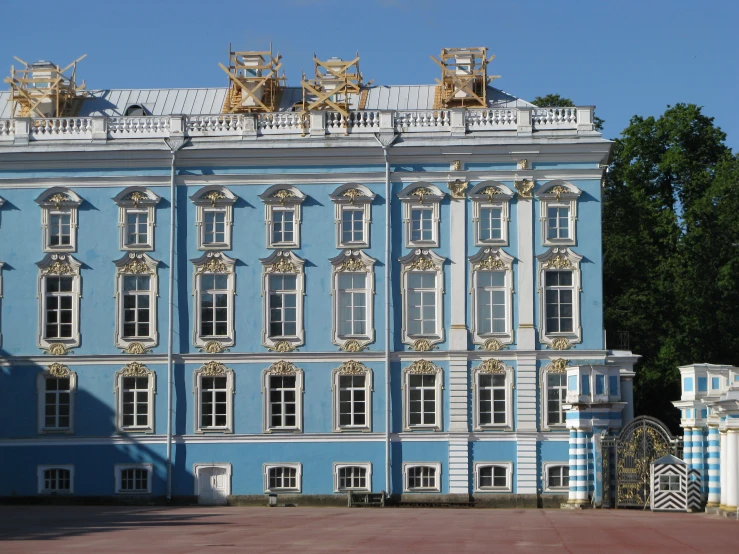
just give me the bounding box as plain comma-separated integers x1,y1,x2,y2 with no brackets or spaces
4,55,87,118
300,54,369,117
431,47,499,109
219,45,286,113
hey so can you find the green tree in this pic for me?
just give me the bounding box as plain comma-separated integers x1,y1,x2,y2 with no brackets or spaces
531,94,604,131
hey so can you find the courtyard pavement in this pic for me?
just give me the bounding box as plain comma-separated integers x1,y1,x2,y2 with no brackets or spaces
0,505,737,553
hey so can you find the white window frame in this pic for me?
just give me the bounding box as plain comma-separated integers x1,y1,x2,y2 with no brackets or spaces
333,462,372,492
537,247,582,348
659,473,681,491
474,462,513,493
114,362,156,433
262,361,304,433
536,181,581,247
472,359,514,431
470,182,514,246
543,462,570,492
468,247,515,347
398,183,444,248
260,250,305,351
402,462,441,493
115,463,153,494
330,184,375,249
259,185,306,249
541,361,568,430
113,252,159,351
191,252,236,350
402,360,443,432
36,364,77,434
36,254,81,351
193,361,235,434
37,464,75,494
332,361,373,432
191,185,237,251
113,187,161,251
399,249,445,350
263,462,302,493
36,187,82,253
329,250,376,351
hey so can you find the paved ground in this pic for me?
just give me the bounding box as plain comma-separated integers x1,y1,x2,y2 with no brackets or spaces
0,506,737,553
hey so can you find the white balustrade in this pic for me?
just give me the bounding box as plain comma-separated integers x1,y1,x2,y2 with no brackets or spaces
108,116,170,137
325,111,380,134
394,110,451,132
465,109,517,130
186,114,249,136
30,118,93,139
257,112,306,135
532,107,578,129
0,119,14,141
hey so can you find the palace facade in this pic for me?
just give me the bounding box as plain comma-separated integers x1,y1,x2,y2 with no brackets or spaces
0,48,637,505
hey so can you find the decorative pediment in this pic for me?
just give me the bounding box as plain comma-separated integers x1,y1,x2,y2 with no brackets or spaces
259,184,306,205
537,247,582,270
398,183,445,204
113,187,161,207
120,362,152,377
260,250,305,274
545,358,571,373
267,360,298,376
191,251,236,274
399,249,445,273
405,359,441,375
190,185,238,206
468,247,514,272
477,359,508,374
535,180,582,201
198,360,229,376
336,360,369,375
36,253,81,276
35,187,83,209
114,252,159,275
46,362,71,377
330,183,376,205
330,250,376,273
469,181,515,202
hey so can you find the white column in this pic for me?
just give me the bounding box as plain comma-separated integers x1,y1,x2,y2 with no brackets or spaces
516,192,535,350
448,191,467,350
720,430,728,509
725,430,738,510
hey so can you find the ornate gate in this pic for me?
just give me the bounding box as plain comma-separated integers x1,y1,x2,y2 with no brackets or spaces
611,416,677,508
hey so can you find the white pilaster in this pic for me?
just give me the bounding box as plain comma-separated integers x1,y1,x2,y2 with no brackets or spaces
516,192,536,350
448,356,469,432
720,430,728,508
725,430,738,510
448,193,467,350
516,355,538,432
516,434,537,495
448,436,470,494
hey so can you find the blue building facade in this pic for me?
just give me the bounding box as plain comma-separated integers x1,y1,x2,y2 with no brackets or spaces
0,49,636,505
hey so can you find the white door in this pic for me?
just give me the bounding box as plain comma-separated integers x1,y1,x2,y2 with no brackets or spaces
198,466,229,505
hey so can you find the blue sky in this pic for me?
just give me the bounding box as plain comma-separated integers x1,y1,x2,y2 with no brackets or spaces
1,0,737,149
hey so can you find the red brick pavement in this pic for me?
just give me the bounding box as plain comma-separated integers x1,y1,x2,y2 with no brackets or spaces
0,506,737,553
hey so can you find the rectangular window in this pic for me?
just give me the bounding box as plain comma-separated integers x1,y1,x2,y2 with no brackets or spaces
659,474,680,491
200,376,228,429
408,374,436,427
49,211,72,247
407,272,436,336
45,276,74,339
267,466,298,491
595,374,605,395
479,207,503,241
269,375,297,429
711,377,720,390
407,466,437,490
697,377,708,392
40,467,72,494
338,273,367,337
337,466,368,491
125,210,149,247
547,373,566,426
121,376,150,429
203,210,227,246
478,374,506,426
609,375,619,395
547,206,570,240
581,374,591,395
269,275,297,338
339,374,366,428
122,275,151,338
341,208,364,245
410,207,433,243
120,468,149,492
44,377,71,430
547,466,569,489
272,209,295,245
476,271,506,334
200,274,229,337
478,465,508,490
545,271,574,333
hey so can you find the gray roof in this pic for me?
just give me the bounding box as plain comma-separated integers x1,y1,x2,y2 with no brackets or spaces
0,85,532,119
653,454,685,466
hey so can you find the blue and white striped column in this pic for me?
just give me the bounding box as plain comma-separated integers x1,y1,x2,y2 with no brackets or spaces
568,429,589,505
682,426,693,467
706,425,720,507
691,427,706,496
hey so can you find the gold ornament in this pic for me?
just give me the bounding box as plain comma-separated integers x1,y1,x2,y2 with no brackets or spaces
406,359,439,375
121,259,152,274
478,359,506,374
203,190,226,206
43,261,75,276
47,362,71,377
451,160,462,171
543,254,573,270
518,159,528,170
123,342,151,355
412,339,433,352
124,191,149,207
479,186,503,202
514,179,534,198
267,258,297,274
341,340,366,352
337,360,368,375
549,185,570,201
549,358,571,373
200,341,228,354
411,187,433,204
121,362,150,376
270,340,296,353
268,360,297,376
199,257,229,274
338,258,367,272
407,257,436,271
476,254,507,271
551,337,573,350
448,179,468,199
199,361,227,376
272,189,295,204
482,338,505,351
48,193,70,210
44,343,71,355
341,188,364,204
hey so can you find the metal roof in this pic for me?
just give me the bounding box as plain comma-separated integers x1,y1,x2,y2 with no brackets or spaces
1,85,532,118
